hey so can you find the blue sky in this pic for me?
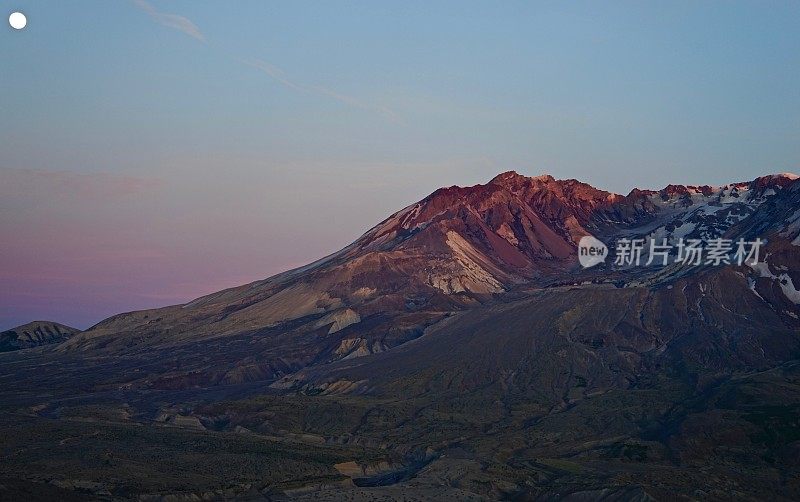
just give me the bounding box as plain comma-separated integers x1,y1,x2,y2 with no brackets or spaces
1,0,799,328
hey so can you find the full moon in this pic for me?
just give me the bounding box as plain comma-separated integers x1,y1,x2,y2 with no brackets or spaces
9,11,27,30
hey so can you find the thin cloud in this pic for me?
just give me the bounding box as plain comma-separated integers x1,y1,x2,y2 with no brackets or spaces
132,2,397,121
240,58,398,122
133,0,205,42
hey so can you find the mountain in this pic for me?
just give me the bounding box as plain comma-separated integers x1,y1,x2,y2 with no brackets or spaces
1,171,799,500
59,171,800,379
0,321,79,352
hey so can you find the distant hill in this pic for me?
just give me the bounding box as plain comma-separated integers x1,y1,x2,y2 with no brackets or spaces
0,321,80,352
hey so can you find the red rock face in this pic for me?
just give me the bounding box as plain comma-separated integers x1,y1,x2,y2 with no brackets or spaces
349,171,629,288
341,171,800,295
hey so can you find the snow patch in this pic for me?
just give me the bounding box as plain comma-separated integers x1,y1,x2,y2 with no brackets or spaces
780,209,800,245
748,277,765,302
748,261,773,279
778,274,800,304
747,260,800,305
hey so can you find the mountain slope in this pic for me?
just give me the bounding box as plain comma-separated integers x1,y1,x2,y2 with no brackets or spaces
56,172,800,386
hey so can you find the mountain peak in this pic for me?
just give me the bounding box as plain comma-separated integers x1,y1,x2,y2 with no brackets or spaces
490,170,556,183
749,172,799,190
488,170,562,187
756,172,799,183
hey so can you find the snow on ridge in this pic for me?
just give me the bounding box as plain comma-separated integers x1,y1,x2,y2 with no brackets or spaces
747,260,800,306
779,274,800,304
779,209,800,246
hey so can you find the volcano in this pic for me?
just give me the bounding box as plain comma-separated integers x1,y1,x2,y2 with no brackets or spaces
2,171,800,500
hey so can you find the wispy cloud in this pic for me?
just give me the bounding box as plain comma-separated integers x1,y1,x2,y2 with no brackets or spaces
240,58,398,122
132,1,396,121
133,0,205,42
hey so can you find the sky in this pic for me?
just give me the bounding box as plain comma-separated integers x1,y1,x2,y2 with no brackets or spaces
1,0,799,329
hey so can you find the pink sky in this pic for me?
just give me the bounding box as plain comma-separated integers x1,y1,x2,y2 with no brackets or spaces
0,160,491,329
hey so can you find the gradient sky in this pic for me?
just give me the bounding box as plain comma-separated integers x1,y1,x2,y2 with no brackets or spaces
1,0,799,329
